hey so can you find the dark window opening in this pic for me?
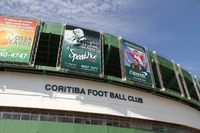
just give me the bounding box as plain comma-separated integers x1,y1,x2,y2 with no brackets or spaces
104,45,121,78
35,33,61,67
185,79,199,101
178,74,187,97
150,61,161,88
159,65,180,94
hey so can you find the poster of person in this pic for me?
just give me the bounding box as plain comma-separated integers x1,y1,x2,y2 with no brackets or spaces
121,39,153,86
0,16,37,63
60,25,102,76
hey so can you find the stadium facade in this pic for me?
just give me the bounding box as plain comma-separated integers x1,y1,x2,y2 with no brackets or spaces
0,15,199,133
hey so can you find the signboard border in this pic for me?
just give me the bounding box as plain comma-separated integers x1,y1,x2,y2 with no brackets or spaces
58,24,104,77
119,38,155,87
0,15,39,66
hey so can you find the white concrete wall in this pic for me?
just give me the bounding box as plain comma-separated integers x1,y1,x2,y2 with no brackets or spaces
0,71,199,129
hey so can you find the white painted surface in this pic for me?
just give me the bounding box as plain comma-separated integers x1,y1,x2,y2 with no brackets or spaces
0,71,199,129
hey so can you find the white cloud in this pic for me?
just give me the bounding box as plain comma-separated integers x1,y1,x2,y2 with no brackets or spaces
0,0,157,49
0,0,200,77
0,0,133,20
0,0,140,34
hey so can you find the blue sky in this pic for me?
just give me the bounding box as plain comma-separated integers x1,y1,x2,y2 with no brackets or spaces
0,0,200,77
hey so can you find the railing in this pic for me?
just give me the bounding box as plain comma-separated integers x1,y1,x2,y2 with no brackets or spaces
0,110,197,133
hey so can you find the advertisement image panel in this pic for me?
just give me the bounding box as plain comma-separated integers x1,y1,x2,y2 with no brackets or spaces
60,25,101,76
0,16,37,63
121,39,153,86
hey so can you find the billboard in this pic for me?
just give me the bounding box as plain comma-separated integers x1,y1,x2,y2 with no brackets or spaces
121,39,153,86
60,25,102,76
0,16,37,63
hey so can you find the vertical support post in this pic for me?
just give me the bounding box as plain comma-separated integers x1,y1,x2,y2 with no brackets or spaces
195,77,200,92
146,49,156,88
105,44,111,67
178,65,191,100
56,24,65,69
193,76,200,101
172,60,185,97
152,51,165,91
100,32,104,77
119,37,126,81
47,33,51,65
30,20,42,66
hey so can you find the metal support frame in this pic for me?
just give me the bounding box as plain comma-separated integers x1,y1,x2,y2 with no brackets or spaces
100,32,104,77
104,44,111,67
30,20,42,66
46,33,51,65
146,49,156,88
193,76,200,101
152,51,165,91
195,77,200,92
56,24,65,69
118,37,126,81
178,65,191,100
172,61,185,97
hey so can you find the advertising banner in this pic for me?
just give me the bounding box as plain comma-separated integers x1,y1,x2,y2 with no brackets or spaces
121,39,153,86
0,16,37,63
60,25,101,76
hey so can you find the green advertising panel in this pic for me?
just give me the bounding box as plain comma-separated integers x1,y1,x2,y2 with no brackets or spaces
60,25,102,76
121,39,153,86
0,16,38,63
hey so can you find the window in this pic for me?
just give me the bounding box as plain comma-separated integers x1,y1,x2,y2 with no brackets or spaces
2,112,11,119
40,115,49,121
106,121,113,126
113,121,119,127
65,116,73,123
0,111,3,119
11,113,21,120
57,116,65,122
120,122,129,128
48,115,56,122
74,117,82,123
21,113,30,120
91,119,98,125
85,119,91,124
30,114,39,121
0,109,198,132
91,119,103,125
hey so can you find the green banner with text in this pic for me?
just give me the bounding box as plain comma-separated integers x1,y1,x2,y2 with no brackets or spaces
0,16,37,63
60,25,101,76
121,39,153,86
